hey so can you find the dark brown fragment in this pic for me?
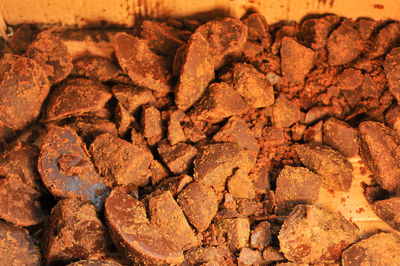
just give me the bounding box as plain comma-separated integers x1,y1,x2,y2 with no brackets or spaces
262,247,285,264
182,246,227,266
43,199,109,265
114,103,133,136
168,115,186,145
250,221,272,250
89,133,152,187
105,187,184,265
300,15,340,49
358,121,400,192
281,37,315,84
0,54,50,130
177,181,218,232
27,30,73,84
112,84,155,114
142,105,162,145
368,22,400,59
72,56,122,82
0,221,41,265
150,159,169,185
272,95,301,128
323,117,359,157
372,197,400,230
215,218,250,252
342,232,400,266
384,47,400,103
275,166,322,215
38,127,109,209
355,18,377,40
157,141,198,175
115,32,172,93
44,78,112,122
294,143,353,191
8,24,38,55
278,204,358,263
70,116,118,141
244,13,269,41
238,248,266,266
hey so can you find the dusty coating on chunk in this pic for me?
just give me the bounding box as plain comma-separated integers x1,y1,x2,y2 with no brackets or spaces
384,47,400,103
43,199,109,264
38,126,109,209
300,15,340,50
278,205,358,263
0,54,50,130
0,143,47,226
105,187,184,265
157,141,198,175
215,218,250,252
372,197,400,230
67,260,122,266
342,233,400,266
27,30,73,84
89,133,152,187
44,77,112,122
72,56,122,82
0,221,41,266
359,121,400,192
177,181,218,232
149,191,198,250
115,32,172,94
193,142,255,191
175,18,247,110
112,84,155,114
275,166,323,215
272,95,301,128
294,143,353,191
233,63,275,108
280,37,315,84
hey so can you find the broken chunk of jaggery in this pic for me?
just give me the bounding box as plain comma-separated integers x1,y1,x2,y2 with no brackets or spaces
227,169,256,199
112,84,155,114
278,204,358,263
323,117,359,157
294,143,353,191
215,218,250,252
384,47,400,103
193,142,255,191
149,191,198,250
168,115,186,145
275,166,323,215
233,63,274,108
281,37,315,84
157,141,198,175
141,105,162,145
342,232,400,266
115,32,172,93
89,133,152,187
372,197,400,230
250,221,272,251
72,56,122,82
300,15,340,50
327,20,363,65
44,78,112,122
238,248,266,266
177,181,218,232
190,82,248,124
272,95,301,128
359,121,400,192
368,22,400,59
43,199,109,265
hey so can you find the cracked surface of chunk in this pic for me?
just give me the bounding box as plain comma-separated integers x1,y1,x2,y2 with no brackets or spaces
323,117,359,157
0,53,50,130
38,127,109,209
216,218,250,252
105,187,184,265
359,121,400,192
158,141,198,175
193,143,255,191
112,84,155,114
0,221,41,266
43,199,109,265
115,32,171,93
177,181,218,232
175,18,247,110
278,205,358,263
294,143,353,191
44,78,112,122
275,166,322,215
233,63,274,108
281,37,315,84
27,30,73,84
90,133,152,187
342,232,400,266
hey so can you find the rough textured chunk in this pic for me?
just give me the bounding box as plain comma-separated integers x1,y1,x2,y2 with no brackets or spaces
157,141,198,175
175,18,247,110
38,127,109,209
72,56,122,82
177,181,218,232
384,47,400,103
372,197,400,230
67,260,122,266
227,169,256,199
294,143,353,191
0,221,41,265
149,191,198,250
300,15,340,49
342,233,400,266
182,246,226,266
272,95,301,128
359,121,400,192
216,218,250,252
112,84,155,114
89,133,152,187
0,54,50,130
327,20,363,65
105,187,184,265
278,205,358,263
44,78,112,122
27,30,73,84
115,32,172,93
238,248,265,266
250,221,272,251
142,105,162,145
233,63,274,108
281,37,315,83
275,166,323,215
43,199,109,265
368,22,400,59
190,82,248,123
323,117,359,157
193,143,255,191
